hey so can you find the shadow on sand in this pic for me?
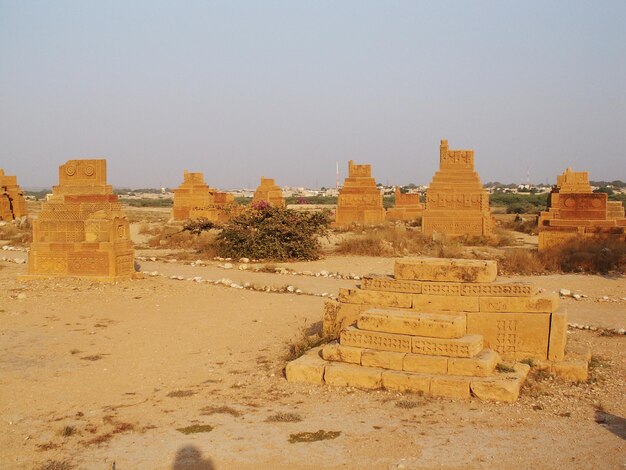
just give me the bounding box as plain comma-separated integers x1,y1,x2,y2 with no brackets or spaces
172,445,216,470
595,409,626,440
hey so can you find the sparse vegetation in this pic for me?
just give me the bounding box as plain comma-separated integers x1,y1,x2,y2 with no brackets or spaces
176,424,214,434
167,390,196,398
216,204,331,261
61,425,76,437
200,405,242,417
36,460,73,470
496,363,516,373
288,430,341,443
265,412,302,422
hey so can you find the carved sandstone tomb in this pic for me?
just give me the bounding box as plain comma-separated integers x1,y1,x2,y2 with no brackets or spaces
0,169,28,221
25,159,134,281
286,258,590,402
422,140,494,237
252,177,285,208
538,168,626,250
334,160,385,226
386,187,424,222
172,170,239,222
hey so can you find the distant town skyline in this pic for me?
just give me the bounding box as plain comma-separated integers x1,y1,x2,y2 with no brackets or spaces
1,1,625,190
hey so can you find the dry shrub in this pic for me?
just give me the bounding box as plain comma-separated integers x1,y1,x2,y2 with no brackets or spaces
501,238,626,275
500,216,538,235
147,224,217,255
216,205,331,261
0,219,32,245
335,226,452,257
499,249,546,275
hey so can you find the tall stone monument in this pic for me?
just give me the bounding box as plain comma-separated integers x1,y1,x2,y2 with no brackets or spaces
334,160,385,226
286,258,589,402
0,169,28,221
252,177,285,208
172,170,238,222
25,159,134,281
422,140,494,237
538,168,626,250
386,187,424,222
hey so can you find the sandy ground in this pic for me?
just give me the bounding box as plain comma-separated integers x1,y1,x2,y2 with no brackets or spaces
1,249,625,470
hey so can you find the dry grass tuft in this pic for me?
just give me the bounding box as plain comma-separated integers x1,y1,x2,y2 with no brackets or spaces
36,460,73,470
265,412,302,422
200,405,242,417
176,424,214,434
499,249,546,275
288,430,341,443
167,390,196,398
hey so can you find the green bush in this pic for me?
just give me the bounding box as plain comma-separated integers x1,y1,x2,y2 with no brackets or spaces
215,203,331,260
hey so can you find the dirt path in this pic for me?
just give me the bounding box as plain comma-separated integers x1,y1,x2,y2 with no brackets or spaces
0,256,624,469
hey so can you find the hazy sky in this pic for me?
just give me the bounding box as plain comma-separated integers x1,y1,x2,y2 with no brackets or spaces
1,1,625,189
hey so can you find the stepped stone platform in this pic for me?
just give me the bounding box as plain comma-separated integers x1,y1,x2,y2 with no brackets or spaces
252,177,285,208
538,168,626,250
172,170,240,222
386,187,424,222
286,258,589,401
422,140,494,237
23,159,134,282
0,168,28,221
334,160,385,226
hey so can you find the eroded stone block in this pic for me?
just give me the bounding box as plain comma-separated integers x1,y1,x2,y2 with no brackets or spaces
361,349,405,370
357,309,466,339
321,342,362,364
285,348,326,384
339,288,413,308
340,327,412,353
411,334,483,358
395,258,497,283
478,294,558,313
448,349,499,377
430,376,471,399
403,353,448,374
412,294,479,312
361,276,422,294
382,371,430,394
467,312,550,360
324,362,382,389
548,307,568,362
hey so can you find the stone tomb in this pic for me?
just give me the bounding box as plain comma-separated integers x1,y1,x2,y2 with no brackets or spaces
538,168,626,250
422,140,494,237
386,187,424,222
286,258,589,401
252,177,285,208
172,170,239,222
0,169,28,221
24,159,134,281
334,160,385,226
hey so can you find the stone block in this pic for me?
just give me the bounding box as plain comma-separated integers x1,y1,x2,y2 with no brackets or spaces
361,276,422,294
395,258,497,283
466,312,550,360
403,353,448,374
411,334,483,358
324,362,382,390
321,342,362,364
430,376,471,399
361,349,405,370
478,294,558,313
340,327,412,353
552,360,588,382
548,307,568,361
412,294,479,312
382,371,430,394
470,375,523,403
460,283,536,297
285,348,326,384
357,309,466,339
421,282,461,296
338,288,413,308
322,301,367,336
448,349,500,377
565,343,592,362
